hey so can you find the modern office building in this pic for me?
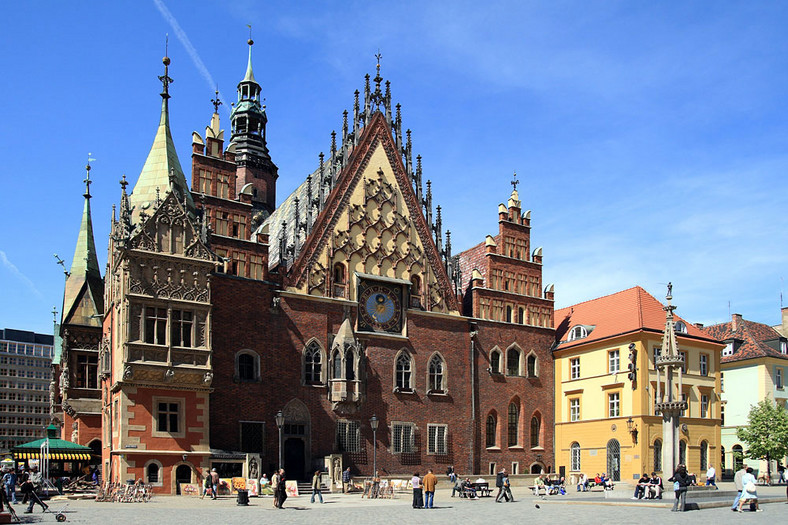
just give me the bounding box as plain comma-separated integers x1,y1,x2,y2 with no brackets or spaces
0,329,54,455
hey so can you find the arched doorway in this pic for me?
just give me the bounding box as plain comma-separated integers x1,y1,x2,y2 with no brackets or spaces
530,463,544,474
87,439,102,458
732,445,744,472
284,438,306,481
606,439,620,481
281,399,311,481
174,464,192,495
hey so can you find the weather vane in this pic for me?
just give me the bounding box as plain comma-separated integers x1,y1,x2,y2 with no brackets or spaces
53,254,69,277
211,88,222,113
511,171,519,191
375,50,382,73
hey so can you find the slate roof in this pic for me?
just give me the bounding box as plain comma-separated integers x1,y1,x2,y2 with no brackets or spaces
702,316,788,364
554,286,716,351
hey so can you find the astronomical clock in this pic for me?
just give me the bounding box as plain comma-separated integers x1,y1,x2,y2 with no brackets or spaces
356,279,404,334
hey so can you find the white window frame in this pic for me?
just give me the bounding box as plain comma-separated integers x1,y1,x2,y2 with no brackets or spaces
776,367,784,389
723,343,733,357
570,358,580,380
570,442,581,471
609,350,620,374
701,394,709,418
427,424,448,455
699,354,708,376
568,326,587,341
570,398,580,422
608,392,620,418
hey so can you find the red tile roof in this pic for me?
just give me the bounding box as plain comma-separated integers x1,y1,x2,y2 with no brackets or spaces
554,286,716,350
702,316,787,364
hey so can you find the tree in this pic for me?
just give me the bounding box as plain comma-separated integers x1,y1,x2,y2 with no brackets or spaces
736,399,788,481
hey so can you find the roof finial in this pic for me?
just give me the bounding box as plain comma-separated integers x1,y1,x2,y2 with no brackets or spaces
375,50,382,75
666,282,673,302
248,23,253,45
211,87,222,114
511,171,519,192
84,152,95,198
159,34,173,100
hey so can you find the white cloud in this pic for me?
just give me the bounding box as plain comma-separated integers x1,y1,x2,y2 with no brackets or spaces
0,250,43,299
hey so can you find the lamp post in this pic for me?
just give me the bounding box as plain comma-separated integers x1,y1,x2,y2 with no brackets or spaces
370,415,379,476
275,410,285,470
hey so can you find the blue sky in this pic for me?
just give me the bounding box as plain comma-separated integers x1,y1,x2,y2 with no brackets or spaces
1,1,786,335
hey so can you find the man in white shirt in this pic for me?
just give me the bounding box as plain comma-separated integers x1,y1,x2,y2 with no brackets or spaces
705,465,717,489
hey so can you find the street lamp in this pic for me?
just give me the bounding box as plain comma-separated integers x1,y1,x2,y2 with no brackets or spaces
626,417,638,444
275,410,285,470
370,415,379,476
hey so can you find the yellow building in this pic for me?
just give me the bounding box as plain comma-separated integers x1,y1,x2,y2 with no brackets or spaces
553,287,723,485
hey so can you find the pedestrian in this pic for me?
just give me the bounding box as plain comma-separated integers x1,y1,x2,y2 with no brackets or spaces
276,469,287,509
371,470,381,498
271,469,280,508
310,470,323,504
2,468,17,504
495,468,507,502
20,471,47,514
411,472,423,509
210,467,219,500
423,468,437,508
668,463,690,512
451,474,463,497
731,463,747,511
777,464,785,483
705,464,717,488
200,470,211,499
502,471,514,501
446,465,454,479
737,467,762,512
342,467,352,493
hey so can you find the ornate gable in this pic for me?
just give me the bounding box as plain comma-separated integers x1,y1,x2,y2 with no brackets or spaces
287,112,459,314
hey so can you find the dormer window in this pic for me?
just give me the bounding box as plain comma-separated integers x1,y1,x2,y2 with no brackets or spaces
723,342,733,356
781,340,787,355
674,321,687,333
567,326,588,341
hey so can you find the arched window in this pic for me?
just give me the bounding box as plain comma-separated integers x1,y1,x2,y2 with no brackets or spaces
733,444,743,472
507,402,519,447
345,349,356,381
654,439,662,472
304,342,323,384
486,414,497,448
332,349,342,379
507,347,521,376
490,350,501,374
235,350,260,382
720,446,726,470
570,442,581,471
674,321,687,333
410,274,422,307
679,440,687,466
518,308,525,324
333,263,345,284
146,462,160,484
530,414,541,448
395,352,412,391
506,306,512,323
428,355,445,393
700,440,708,471
527,354,537,377
568,326,588,341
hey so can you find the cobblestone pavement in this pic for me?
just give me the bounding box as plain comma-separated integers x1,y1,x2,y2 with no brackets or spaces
7,485,787,524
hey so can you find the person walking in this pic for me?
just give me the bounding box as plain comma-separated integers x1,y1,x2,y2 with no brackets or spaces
342,467,352,493
2,468,17,504
737,467,762,512
668,463,690,512
502,471,514,502
271,469,281,508
411,472,423,509
276,469,287,509
21,471,47,514
200,470,211,499
209,468,219,500
310,470,323,504
731,463,747,511
495,468,507,502
705,464,717,488
423,468,437,509
371,470,381,498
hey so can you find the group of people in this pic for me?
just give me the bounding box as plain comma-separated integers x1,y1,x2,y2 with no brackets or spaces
202,467,288,508
631,472,663,499
732,464,763,513
1,465,49,514
410,469,438,508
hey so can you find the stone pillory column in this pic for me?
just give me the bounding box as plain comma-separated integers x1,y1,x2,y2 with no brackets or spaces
654,283,687,475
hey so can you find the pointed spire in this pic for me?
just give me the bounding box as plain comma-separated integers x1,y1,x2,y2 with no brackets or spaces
318,152,325,207
405,129,413,179
243,25,257,83
434,204,443,255
130,49,195,222
353,90,361,141
424,179,433,230
415,154,423,203
62,160,104,327
395,103,402,152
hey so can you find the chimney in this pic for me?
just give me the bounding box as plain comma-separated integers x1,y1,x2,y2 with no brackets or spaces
782,307,788,336
694,323,704,329
731,313,743,332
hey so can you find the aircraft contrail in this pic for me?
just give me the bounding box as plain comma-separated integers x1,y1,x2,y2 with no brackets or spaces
152,0,231,121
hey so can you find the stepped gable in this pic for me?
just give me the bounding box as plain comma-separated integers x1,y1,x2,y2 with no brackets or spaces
703,316,787,363
554,286,713,349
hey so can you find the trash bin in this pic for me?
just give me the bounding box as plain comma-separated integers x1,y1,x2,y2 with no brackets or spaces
236,489,249,506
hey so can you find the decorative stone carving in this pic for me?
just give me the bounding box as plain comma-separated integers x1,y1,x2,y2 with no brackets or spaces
123,366,133,380
164,368,175,382
203,372,213,385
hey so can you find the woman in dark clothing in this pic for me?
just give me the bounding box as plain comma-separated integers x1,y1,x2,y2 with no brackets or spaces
276,469,287,509
668,464,690,512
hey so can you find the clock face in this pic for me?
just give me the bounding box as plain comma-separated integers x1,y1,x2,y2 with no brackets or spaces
358,282,402,333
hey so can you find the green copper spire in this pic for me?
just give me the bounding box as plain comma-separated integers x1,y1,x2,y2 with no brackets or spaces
62,162,104,327
244,36,257,83
129,52,195,222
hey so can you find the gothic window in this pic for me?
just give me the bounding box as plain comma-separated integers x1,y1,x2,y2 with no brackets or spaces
570,442,581,471
428,354,445,393
508,402,519,447
527,354,538,377
395,352,412,391
171,310,193,347
653,439,662,472
333,263,346,298
144,307,167,345
490,349,501,374
336,420,360,453
486,413,497,448
345,349,356,381
506,347,521,376
392,422,415,454
235,351,260,382
427,424,448,455
332,349,342,379
303,342,323,384
530,414,541,448
74,354,98,389
518,307,525,324
505,306,512,323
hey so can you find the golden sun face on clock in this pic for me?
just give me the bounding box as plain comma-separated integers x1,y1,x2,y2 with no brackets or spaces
358,282,402,333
